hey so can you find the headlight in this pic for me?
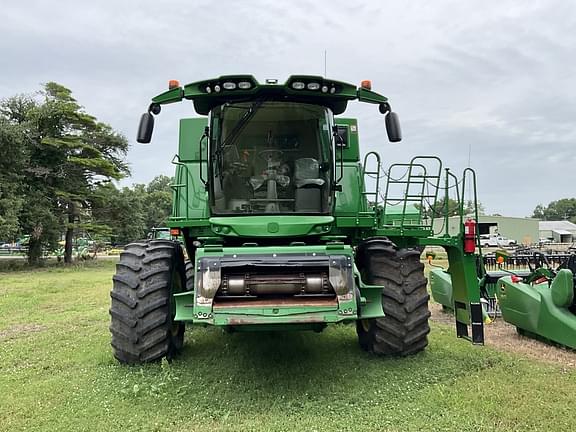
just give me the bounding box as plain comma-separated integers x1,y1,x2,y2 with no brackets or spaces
200,266,221,299
329,256,351,295
223,82,236,90
292,81,305,90
238,81,252,89
205,86,212,93
214,84,221,92
307,82,320,90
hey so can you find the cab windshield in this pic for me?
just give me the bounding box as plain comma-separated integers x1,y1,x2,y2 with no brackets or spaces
210,101,333,215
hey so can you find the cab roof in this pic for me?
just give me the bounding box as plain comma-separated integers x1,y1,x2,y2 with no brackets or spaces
151,75,389,115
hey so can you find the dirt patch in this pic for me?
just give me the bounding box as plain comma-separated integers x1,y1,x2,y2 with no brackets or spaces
0,323,47,340
430,302,576,368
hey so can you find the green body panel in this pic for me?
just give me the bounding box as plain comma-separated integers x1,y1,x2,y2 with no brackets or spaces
334,118,360,163
381,204,420,226
179,118,207,161
429,268,454,308
496,272,576,349
208,215,334,237
171,161,209,221
334,163,366,215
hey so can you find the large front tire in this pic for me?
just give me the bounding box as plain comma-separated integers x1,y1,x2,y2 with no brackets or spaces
356,238,430,356
110,240,186,364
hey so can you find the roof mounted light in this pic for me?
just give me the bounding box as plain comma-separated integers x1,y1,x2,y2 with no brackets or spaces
238,81,252,89
168,79,180,89
292,81,305,90
223,82,237,90
266,79,278,84
307,82,320,90
360,80,372,90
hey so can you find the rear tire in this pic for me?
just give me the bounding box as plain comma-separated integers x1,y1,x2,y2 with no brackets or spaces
110,240,186,364
356,238,431,356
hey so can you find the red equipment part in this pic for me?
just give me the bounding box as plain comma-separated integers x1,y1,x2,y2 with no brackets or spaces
464,218,476,254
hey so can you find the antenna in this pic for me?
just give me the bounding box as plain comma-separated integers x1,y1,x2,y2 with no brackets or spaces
324,50,327,77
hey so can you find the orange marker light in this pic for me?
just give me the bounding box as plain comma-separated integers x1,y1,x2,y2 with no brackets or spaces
168,79,180,89
496,256,504,264
170,228,180,236
360,80,372,90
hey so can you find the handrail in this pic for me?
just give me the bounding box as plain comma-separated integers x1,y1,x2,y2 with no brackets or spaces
362,151,381,207
381,156,442,230
170,154,190,220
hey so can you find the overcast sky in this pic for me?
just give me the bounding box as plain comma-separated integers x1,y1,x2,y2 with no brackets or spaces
2,0,576,217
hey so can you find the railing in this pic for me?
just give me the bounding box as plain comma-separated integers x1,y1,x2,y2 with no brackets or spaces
381,156,442,230
361,151,381,208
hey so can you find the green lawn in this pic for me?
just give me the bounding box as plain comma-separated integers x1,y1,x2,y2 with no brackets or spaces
1,261,575,432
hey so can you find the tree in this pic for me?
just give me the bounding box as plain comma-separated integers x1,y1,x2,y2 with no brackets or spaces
35,83,129,263
0,94,60,263
0,83,129,264
91,175,174,246
425,197,484,219
92,183,147,245
532,198,576,223
144,175,173,230
0,114,27,240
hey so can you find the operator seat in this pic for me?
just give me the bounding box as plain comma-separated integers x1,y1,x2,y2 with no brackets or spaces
294,158,325,212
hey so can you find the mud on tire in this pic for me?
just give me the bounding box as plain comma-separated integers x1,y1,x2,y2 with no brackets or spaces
110,239,186,364
356,237,430,356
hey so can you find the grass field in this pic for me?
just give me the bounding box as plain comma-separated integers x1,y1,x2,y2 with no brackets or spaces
1,261,575,432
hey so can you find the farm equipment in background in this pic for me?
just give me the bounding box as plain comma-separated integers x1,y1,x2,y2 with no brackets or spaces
496,252,576,349
110,74,486,364
54,237,96,261
430,248,576,349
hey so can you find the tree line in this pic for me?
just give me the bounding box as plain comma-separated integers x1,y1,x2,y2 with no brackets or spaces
0,83,171,264
1,83,575,265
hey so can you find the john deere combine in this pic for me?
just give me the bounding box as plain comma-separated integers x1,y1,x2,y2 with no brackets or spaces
110,75,485,364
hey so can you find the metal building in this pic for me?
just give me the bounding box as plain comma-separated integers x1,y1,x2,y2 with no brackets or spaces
433,215,540,245
539,220,576,243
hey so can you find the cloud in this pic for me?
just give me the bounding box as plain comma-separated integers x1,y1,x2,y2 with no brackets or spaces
1,0,575,217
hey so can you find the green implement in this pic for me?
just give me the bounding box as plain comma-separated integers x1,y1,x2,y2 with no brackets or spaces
110,75,485,364
496,258,576,349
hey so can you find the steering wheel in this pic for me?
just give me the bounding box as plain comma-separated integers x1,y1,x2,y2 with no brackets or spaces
258,149,284,164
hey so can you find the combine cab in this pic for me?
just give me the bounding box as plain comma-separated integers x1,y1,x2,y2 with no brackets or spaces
110,75,485,364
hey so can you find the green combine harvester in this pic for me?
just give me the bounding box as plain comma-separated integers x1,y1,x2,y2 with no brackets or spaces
110,75,485,364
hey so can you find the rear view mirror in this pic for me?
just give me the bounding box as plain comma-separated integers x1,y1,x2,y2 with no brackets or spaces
137,112,154,143
385,112,402,142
